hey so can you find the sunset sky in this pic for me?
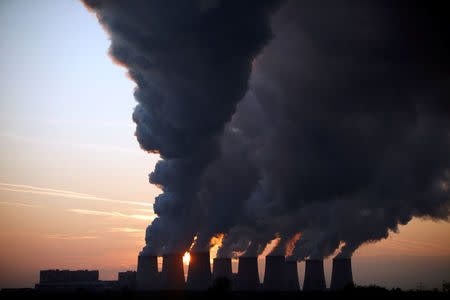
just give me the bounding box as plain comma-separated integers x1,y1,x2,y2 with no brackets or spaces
0,0,449,290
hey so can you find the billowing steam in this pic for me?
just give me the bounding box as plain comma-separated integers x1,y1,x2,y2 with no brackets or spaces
83,0,450,261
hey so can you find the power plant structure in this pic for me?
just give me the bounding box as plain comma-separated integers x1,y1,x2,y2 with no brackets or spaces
236,257,260,290
263,256,300,291
136,255,159,290
160,253,185,290
303,259,326,291
330,257,354,290
285,260,300,291
212,257,233,282
263,255,286,290
36,255,354,292
186,251,212,290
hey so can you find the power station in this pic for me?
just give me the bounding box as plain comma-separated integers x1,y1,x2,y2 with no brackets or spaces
37,256,355,292
303,259,326,291
330,258,354,290
186,251,212,290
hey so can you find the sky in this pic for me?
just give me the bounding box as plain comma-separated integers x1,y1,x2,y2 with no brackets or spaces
0,0,449,290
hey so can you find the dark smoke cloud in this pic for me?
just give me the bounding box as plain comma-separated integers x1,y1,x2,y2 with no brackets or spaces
84,0,450,260
82,0,282,254
192,0,450,259
223,0,450,259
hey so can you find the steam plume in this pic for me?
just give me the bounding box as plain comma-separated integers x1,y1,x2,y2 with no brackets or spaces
84,0,450,261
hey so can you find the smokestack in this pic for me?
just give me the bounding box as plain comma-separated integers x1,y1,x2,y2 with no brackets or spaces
285,260,300,291
136,255,159,290
160,253,185,290
186,252,212,290
212,257,232,281
330,258,354,290
237,257,260,290
263,255,286,290
303,259,326,291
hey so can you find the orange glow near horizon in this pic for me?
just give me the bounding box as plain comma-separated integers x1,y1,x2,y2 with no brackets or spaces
285,232,302,257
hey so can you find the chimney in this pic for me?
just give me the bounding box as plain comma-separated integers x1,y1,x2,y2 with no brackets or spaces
285,260,300,291
263,255,286,290
186,251,212,290
160,253,185,290
303,259,326,291
212,257,232,281
237,257,260,290
136,255,159,290
330,258,354,290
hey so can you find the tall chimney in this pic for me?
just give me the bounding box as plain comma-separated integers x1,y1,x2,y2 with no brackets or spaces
186,251,212,290
212,257,232,281
160,253,185,290
237,257,260,290
330,258,354,290
303,259,326,291
263,255,286,290
136,255,159,290
285,260,300,291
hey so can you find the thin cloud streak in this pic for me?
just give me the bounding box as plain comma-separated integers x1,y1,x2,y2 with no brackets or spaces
0,201,36,208
110,227,145,233
45,234,97,240
0,182,153,207
0,132,141,154
69,208,156,221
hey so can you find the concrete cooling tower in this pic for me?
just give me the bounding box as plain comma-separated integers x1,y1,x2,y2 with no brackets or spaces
237,257,260,291
303,259,326,291
186,251,211,290
212,257,232,281
136,255,159,290
330,258,354,290
160,253,185,290
263,255,286,290
285,260,300,291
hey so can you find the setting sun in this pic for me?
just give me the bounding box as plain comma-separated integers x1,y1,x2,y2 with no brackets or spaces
182,252,190,265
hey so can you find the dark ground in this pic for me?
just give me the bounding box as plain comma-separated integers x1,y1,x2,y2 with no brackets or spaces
1,287,449,300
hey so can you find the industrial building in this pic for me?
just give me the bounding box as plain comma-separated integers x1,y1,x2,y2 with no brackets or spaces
36,256,355,292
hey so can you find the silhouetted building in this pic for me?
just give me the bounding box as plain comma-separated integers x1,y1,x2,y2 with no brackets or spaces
212,257,233,281
303,259,326,291
118,271,136,290
39,269,98,283
36,269,120,291
237,257,260,291
263,255,286,290
330,258,354,290
136,255,159,290
285,260,300,291
160,253,185,290
186,251,211,290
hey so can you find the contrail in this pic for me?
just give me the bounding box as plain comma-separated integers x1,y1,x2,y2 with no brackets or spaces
0,182,153,207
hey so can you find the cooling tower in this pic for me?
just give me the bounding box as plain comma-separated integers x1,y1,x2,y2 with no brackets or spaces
263,255,286,290
186,251,212,290
237,257,260,290
330,258,354,290
285,260,300,291
160,253,185,290
303,259,326,291
212,257,232,281
136,255,159,290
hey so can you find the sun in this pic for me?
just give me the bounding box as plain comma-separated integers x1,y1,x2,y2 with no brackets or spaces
182,252,190,265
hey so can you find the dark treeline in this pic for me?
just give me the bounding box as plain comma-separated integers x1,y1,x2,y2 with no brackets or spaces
1,286,449,300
